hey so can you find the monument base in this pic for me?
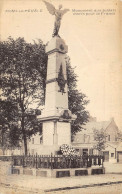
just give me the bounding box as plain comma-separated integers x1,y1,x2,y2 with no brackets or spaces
43,121,71,147
12,166,105,177
28,120,71,155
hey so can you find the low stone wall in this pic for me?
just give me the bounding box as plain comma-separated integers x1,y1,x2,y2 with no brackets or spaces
12,166,105,178
0,161,12,176
0,160,105,178
104,162,122,174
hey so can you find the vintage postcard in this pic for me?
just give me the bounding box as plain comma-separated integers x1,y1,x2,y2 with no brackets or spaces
0,0,122,193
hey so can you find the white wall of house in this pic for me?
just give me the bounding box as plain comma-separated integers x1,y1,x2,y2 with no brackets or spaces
104,119,119,142
0,147,23,156
28,132,43,155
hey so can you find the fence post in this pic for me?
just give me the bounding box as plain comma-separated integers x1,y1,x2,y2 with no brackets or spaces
96,157,98,165
51,153,53,169
11,153,14,167
54,155,56,169
87,155,89,167
36,153,38,169
47,155,49,168
33,154,35,168
102,156,104,167
22,154,24,167
92,157,94,166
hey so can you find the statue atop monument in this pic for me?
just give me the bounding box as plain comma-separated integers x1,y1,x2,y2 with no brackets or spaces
43,1,69,37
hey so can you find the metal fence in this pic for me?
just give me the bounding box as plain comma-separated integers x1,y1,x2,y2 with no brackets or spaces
0,155,12,161
10,154,103,169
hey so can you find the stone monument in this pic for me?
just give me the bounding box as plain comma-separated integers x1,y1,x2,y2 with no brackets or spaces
37,1,76,154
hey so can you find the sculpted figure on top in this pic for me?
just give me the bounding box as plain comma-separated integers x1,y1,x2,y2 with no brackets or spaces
43,1,69,37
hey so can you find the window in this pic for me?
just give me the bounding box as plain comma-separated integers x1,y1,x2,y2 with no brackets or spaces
108,135,110,141
89,149,93,155
111,153,114,157
83,149,88,155
84,134,90,143
32,138,34,144
40,135,43,144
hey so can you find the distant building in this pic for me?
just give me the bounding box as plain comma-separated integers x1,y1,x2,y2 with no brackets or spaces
0,130,23,156
72,117,122,163
28,133,43,155
0,146,23,156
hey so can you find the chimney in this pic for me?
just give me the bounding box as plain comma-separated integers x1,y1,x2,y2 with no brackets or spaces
89,116,97,122
110,117,114,121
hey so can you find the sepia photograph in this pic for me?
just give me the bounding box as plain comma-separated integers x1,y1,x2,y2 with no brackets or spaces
0,0,122,193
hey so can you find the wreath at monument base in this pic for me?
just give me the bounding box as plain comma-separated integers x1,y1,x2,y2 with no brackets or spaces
60,144,77,158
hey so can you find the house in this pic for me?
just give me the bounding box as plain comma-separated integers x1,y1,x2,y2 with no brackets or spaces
0,130,23,156
28,133,43,155
0,146,23,156
72,117,122,163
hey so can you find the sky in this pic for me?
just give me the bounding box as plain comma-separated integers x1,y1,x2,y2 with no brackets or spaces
0,0,122,129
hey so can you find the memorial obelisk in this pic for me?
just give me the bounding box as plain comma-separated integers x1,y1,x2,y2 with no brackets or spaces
38,1,76,154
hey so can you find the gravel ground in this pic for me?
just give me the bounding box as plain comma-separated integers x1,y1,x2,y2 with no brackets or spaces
0,183,122,194
0,174,122,194
52,184,122,194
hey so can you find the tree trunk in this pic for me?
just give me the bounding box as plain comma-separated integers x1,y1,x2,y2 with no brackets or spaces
1,129,5,155
23,134,27,155
2,147,5,155
21,115,28,155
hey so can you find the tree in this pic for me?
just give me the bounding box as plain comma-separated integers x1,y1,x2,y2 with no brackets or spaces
0,99,21,154
0,37,47,155
66,57,90,140
0,37,89,154
93,128,106,154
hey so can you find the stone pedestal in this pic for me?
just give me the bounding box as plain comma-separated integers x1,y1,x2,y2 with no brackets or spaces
43,121,71,146
38,36,76,154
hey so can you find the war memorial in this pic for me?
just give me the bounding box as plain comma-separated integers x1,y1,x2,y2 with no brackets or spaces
36,1,76,155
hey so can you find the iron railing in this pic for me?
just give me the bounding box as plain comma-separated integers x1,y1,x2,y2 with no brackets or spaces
10,154,104,169
0,155,12,161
